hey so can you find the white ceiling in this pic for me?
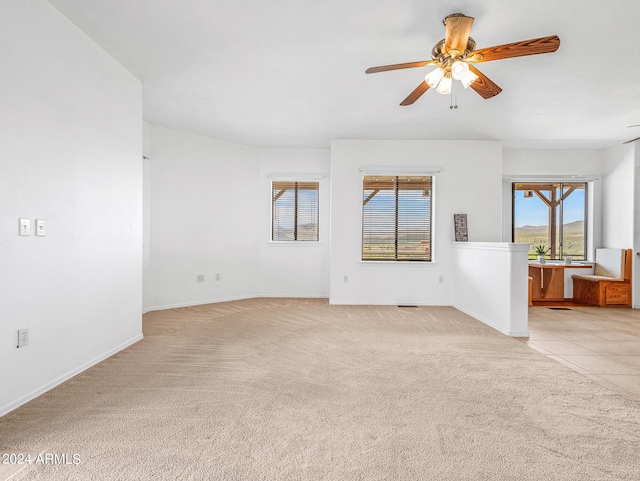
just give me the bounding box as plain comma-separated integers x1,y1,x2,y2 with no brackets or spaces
47,0,640,149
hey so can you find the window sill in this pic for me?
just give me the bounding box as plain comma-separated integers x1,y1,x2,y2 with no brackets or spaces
268,241,324,246
359,260,438,266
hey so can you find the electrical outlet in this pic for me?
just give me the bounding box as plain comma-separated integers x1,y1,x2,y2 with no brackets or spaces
343,275,349,283
17,328,29,348
439,276,444,284
19,218,30,236
196,274,205,282
215,273,221,281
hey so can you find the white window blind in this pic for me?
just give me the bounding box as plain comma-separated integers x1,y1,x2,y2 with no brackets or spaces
362,176,432,261
272,181,319,241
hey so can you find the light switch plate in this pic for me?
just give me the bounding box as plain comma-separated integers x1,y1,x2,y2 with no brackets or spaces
19,218,30,236
35,219,45,236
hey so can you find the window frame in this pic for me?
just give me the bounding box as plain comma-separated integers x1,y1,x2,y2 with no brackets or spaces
270,179,319,242
511,181,588,260
361,174,434,262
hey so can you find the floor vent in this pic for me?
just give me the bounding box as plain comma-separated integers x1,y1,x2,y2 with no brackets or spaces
549,307,571,310
398,305,418,308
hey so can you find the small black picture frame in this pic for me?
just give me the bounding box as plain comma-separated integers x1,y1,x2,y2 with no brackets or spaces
454,214,468,242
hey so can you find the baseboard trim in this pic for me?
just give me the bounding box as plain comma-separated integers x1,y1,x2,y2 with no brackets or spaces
328,300,449,306
453,305,529,338
0,334,143,418
143,295,257,313
142,295,329,314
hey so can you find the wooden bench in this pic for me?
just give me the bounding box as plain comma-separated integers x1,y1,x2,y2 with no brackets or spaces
572,248,632,308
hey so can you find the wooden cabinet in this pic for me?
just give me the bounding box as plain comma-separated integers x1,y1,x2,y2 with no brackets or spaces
572,249,632,308
528,263,593,302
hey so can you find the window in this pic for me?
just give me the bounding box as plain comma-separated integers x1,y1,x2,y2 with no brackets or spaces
512,182,587,260
271,181,319,241
362,176,432,261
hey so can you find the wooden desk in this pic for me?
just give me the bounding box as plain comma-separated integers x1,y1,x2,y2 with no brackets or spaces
529,263,593,301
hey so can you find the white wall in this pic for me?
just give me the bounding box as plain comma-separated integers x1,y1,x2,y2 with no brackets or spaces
602,144,636,308
634,144,640,308
502,149,604,177
329,140,503,305
145,126,260,310
451,242,529,337
0,0,143,415
143,122,152,310
259,149,331,298
602,144,635,249
144,131,332,309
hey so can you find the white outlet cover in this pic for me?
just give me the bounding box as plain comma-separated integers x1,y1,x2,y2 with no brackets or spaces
17,328,29,348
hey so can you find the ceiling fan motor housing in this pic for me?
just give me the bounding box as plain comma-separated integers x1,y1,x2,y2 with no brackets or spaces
431,38,477,64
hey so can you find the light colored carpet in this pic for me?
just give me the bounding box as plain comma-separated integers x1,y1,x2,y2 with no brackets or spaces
1,298,640,480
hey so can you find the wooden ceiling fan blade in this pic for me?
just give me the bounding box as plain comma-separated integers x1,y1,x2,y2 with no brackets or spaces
468,65,502,99
366,60,437,74
400,81,430,106
468,35,560,62
444,14,474,57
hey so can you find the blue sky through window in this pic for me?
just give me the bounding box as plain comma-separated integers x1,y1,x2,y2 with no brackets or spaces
514,188,584,227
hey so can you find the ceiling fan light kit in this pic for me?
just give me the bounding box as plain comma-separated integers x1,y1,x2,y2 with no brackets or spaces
450,60,468,79
424,68,444,88
436,75,452,95
366,13,560,107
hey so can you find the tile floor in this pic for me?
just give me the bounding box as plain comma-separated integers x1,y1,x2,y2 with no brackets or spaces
524,305,640,401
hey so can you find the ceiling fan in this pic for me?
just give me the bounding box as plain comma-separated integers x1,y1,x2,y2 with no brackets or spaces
624,125,640,144
366,13,560,106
